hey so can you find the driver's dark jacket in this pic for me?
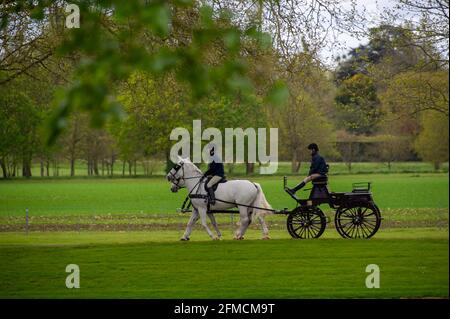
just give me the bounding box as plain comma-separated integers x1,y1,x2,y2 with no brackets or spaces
204,159,225,177
309,153,328,176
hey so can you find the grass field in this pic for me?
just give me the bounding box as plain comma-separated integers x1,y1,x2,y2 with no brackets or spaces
27,161,450,177
0,229,448,298
0,174,448,216
0,172,448,298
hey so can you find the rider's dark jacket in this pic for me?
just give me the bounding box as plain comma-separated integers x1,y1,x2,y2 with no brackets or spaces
204,155,225,177
309,153,328,176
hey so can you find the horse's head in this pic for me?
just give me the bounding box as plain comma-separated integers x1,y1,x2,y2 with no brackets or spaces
166,156,186,192
166,156,203,193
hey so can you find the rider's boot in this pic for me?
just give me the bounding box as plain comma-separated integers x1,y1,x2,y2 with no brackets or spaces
286,181,305,197
207,187,216,205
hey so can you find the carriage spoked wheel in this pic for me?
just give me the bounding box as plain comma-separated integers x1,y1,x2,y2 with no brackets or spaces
335,203,381,239
287,206,327,239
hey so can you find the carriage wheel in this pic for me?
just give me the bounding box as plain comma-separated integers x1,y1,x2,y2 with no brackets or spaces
286,206,327,239
335,203,381,239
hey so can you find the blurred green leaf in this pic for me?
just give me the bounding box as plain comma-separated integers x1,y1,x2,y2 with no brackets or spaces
266,81,289,106
173,0,194,6
199,5,214,28
141,3,171,37
30,6,44,20
0,15,7,29
223,29,241,52
146,49,179,73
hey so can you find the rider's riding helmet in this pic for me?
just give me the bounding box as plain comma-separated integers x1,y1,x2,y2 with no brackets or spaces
307,143,319,152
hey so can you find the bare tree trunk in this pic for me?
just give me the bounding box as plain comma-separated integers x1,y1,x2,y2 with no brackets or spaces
40,160,44,177
245,162,254,174
291,154,297,173
70,158,75,177
345,142,353,172
93,160,98,176
110,155,115,176
0,158,7,178
53,161,59,177
434,162,440,171
295,161,301,173
22,157,32,178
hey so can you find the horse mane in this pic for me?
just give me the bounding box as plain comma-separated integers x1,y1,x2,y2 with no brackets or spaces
185,159,203,175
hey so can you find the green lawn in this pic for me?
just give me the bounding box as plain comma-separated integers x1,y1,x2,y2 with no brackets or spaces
0,229,448,298
0,173,448,216
0,172,448,299
28,161,449,177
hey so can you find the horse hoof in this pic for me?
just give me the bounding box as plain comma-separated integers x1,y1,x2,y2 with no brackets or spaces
262,236,271,240
180,237,190,241
212,236,219,240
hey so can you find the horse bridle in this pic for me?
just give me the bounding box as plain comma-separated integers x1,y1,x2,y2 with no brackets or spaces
168,163,184,188
169,162,203,189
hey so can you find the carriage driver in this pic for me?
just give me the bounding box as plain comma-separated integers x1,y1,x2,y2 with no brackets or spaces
286,143,328,197
204,144,225,205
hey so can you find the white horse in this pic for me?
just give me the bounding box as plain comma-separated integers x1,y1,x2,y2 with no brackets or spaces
167,156,273,240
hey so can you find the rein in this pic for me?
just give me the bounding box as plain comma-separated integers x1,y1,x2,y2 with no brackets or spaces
171,162,277,213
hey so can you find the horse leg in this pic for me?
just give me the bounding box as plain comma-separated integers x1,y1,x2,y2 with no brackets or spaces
198,207,217,240
235,207,251,240
208,213,222,239
181,208,199,241
258,215,270,240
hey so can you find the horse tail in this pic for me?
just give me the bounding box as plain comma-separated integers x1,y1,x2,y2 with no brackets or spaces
251,183,273,221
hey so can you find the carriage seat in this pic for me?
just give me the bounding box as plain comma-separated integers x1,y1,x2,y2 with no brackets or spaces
310,175,329,199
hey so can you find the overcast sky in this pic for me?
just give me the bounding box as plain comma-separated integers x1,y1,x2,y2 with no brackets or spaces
323,0,399,65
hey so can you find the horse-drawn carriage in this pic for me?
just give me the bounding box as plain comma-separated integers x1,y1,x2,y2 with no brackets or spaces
170,158,382,240
282,176,382,239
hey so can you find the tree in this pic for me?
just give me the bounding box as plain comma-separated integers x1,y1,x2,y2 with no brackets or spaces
380,70,449,119
414,110,449,170
375,135,413,170
335,25,428,82
334,74,382,135
0,86,38,178
116,71,191,173
382,0,449,68
60,113,84,177
277,90,336,173
335,130,360,172
1,1,288,144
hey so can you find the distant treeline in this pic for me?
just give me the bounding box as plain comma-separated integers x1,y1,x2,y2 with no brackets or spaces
1,1,448,178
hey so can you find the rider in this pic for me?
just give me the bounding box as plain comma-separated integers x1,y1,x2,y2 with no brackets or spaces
204,144,225,205
286,143,328,197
